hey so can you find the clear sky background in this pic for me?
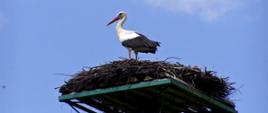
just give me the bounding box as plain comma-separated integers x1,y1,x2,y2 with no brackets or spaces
0,0,267,113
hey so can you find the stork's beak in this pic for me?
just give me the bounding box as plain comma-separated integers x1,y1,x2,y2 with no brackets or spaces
106,16,120,26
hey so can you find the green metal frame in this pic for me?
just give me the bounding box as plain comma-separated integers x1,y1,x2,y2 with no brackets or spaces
59,79,170,101
59,78,237,113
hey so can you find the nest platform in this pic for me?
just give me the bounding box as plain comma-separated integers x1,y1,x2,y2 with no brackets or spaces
59,59,237,113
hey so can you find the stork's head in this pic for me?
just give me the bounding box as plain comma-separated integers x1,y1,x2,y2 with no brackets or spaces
107,11,127,26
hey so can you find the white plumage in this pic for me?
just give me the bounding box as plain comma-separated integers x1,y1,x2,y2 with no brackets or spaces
117,30,139,42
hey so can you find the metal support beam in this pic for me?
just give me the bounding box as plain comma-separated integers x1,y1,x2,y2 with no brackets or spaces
66,101,96,113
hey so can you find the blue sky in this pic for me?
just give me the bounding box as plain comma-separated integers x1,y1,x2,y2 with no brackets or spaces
0,0,267,113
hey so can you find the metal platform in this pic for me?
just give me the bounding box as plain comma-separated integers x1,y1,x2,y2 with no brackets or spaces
59,78,237,113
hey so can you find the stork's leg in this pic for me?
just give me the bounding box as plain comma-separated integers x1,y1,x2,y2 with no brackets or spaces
134,52,138,60
128,49,132,59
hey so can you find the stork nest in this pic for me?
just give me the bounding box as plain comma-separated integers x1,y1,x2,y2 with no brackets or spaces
59,59,235,99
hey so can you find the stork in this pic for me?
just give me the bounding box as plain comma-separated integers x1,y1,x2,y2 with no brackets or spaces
107,11,160,60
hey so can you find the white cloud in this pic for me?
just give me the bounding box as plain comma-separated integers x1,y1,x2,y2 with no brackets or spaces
143,0,244,21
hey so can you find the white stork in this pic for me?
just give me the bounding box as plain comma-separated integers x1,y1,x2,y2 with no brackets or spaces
107,11,160,60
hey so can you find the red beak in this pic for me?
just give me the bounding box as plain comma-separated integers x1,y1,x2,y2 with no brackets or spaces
107,16,120,26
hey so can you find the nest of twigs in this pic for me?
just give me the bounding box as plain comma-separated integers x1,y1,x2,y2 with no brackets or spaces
59,59,235,99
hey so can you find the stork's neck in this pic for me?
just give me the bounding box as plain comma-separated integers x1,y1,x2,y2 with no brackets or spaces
116,16,127,33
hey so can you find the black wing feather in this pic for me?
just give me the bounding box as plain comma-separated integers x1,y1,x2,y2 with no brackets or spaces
122,32,160,53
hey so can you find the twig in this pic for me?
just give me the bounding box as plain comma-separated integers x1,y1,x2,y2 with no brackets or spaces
54,73,75,77
164,57,181,62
